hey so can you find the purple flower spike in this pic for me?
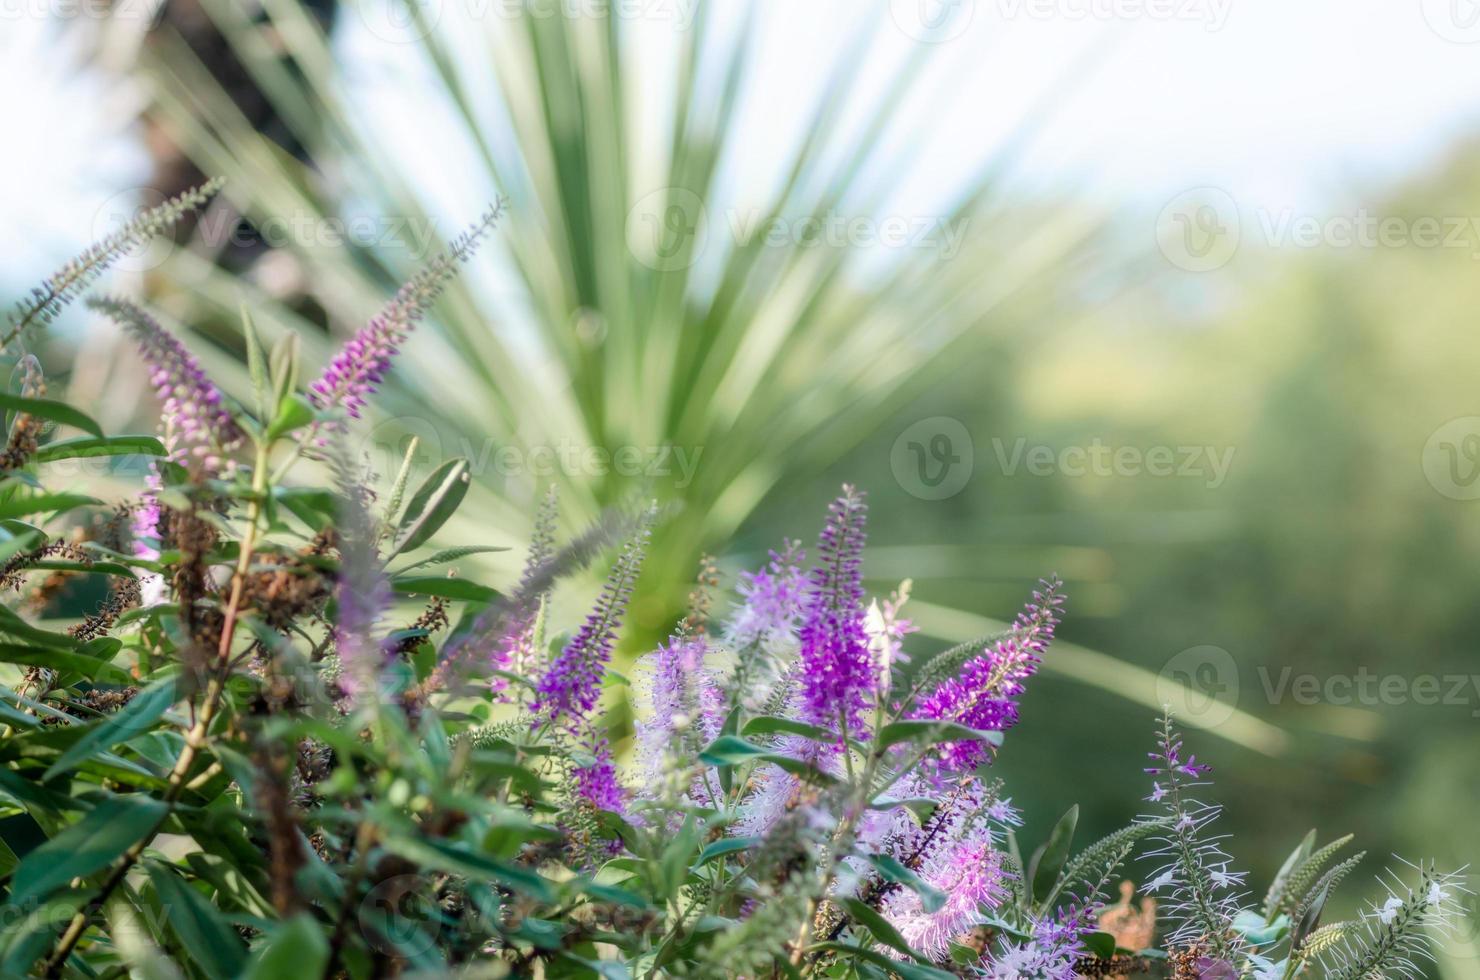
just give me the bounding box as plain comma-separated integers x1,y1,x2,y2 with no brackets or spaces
533,514,652,728
309,205,501,425
89,297,243,465
798,486,873,733
573,736,625,814
912,576,1065,771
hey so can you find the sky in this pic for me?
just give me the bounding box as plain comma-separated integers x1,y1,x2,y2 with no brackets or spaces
4,0,1480,290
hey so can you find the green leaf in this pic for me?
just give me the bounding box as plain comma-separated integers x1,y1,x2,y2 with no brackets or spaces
9,795,168,905
268,332,300,410
698,735,775,766
840,897,921,961
696,837,760,864
0,603,80,648
380,834,556,902
0,392,103,437
740,715,835,742
0,641,132,683
30,434,166,464
808,942,956,980
145,861,248,976
44,679,179,781
265,392,316,440
862,854,947,914
1029,805,1079,905
390,576,499,603
1263,829,1317,920
876,719,1006,750
0,492,103,520
1080,930,1118,959
696,736,837,785
240,915,328,980
392,545,510,574
241,302,271,422
391,457,471,556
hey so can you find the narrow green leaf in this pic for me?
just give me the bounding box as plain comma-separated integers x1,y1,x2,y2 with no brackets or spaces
30,435,166,463
696,837,760,863
265,392,316,440
1030,805,1079,905
809,942,956,980
241,302,270,422
392,544,510,574
0,492,103,520
0,393,103,437
876,719,1006,750
240,915,328,980
390,576,499,603
145,861,248,977
741,715,835,742
10,795,168,905
863,854,947,913
44,679,178,781
840,897,921,961
391,457,471,556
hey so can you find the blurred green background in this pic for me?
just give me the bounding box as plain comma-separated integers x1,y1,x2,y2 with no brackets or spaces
3,2,1478,972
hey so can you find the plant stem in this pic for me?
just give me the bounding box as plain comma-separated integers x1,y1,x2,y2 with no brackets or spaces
41,442,271,976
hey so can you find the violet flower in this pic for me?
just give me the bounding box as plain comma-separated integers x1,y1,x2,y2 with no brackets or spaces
726,540,807,652
309,204,500,425
532,515,651,728
491,485,559,698
90,297,243,467
573,736,625,814
979,906,1091,979
797,487,873,732
880,834,1008,962
912,576,1064,771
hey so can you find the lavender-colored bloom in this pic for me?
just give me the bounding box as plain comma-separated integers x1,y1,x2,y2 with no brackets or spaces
533,516,651,727
726,540,807,651
979,907,1090,979
635,634,723,787
491,486,559,698
880,834,1008,961
309,206,500,424
797,487,873,732
913,576,1064,771
90,297,243,466
573,736,625,814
